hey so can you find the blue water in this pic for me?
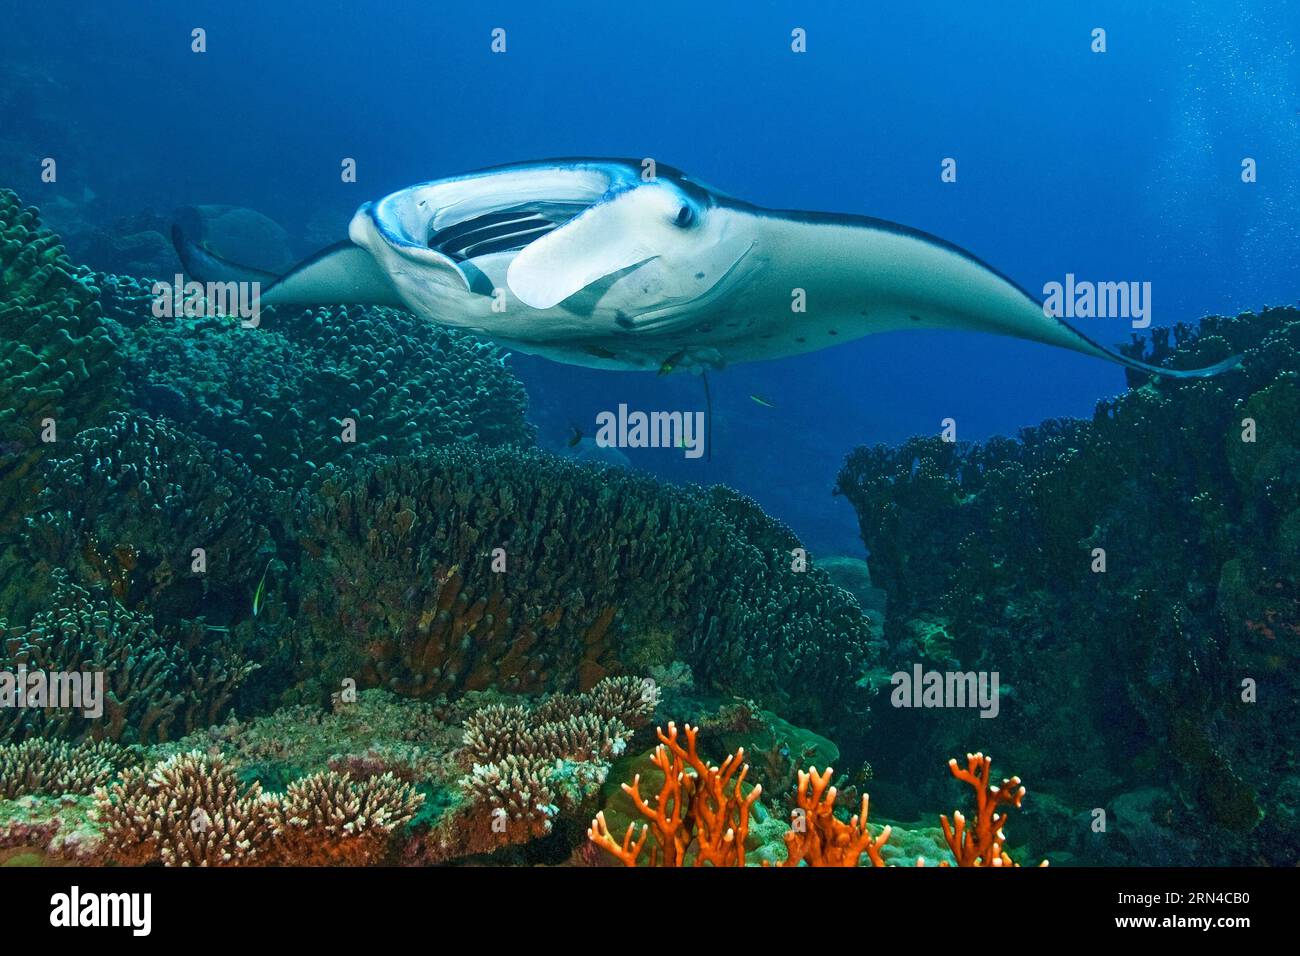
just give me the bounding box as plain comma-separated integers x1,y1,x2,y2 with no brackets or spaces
4,0,1297,553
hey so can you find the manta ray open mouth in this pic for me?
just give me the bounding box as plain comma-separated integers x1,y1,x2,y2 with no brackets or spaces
427,201,594,262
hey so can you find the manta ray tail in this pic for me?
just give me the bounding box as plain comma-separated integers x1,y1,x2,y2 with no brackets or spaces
172,206,405,308
1057,319,1243,380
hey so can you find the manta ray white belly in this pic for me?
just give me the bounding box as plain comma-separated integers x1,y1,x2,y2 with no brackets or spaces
177,158,1240,380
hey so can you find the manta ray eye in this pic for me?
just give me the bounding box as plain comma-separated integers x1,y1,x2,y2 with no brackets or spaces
674,205,694,227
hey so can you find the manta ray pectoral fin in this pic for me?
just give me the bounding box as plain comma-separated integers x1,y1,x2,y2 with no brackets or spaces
259,241,407,308
506,187,664,309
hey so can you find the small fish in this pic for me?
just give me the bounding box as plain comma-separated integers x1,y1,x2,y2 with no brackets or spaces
251,559,272,617
566,424,584,447
749,393,775,408
658,349,687,376
438,563,461,586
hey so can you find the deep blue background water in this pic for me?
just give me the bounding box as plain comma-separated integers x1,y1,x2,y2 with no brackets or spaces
4,0,1297,553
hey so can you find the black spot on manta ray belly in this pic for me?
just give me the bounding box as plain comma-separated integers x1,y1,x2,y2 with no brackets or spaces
694,271,705,279
795,336,806,343
910,314,922,322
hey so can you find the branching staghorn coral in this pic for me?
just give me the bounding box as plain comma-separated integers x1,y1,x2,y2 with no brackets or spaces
0,738,138,799
272,769,424,865
93,750,423,867
403,676,657,864
0,579,256,744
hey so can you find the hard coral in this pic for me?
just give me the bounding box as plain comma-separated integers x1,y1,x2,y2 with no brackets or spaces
780,766,890,867
295,444,877,733
0,579,256,744
99,290,535,489
94,750,277,866
0,190,121,540
24,412,277,620
588,722,761,867
93,750,423,867
403,677,656,864
0,739,137,799
271,769,423,866
938,752,1031,867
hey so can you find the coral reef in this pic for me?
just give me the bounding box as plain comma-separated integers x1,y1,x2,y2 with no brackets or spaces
23,412,279,621
834,306,1300,864
589,722,761,866
0,579,255,744
294,445,879,732
93,750,423,866
404,676,657,863
0,189,121,541
0,739,137,799
589,724,1034,867
100,292,535,488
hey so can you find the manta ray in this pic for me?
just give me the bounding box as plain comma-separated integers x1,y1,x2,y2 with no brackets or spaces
174,158,1239,379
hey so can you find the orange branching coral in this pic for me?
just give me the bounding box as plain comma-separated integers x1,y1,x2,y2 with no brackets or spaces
780,766,891,867
588,722,761,867
938,751,1041,867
